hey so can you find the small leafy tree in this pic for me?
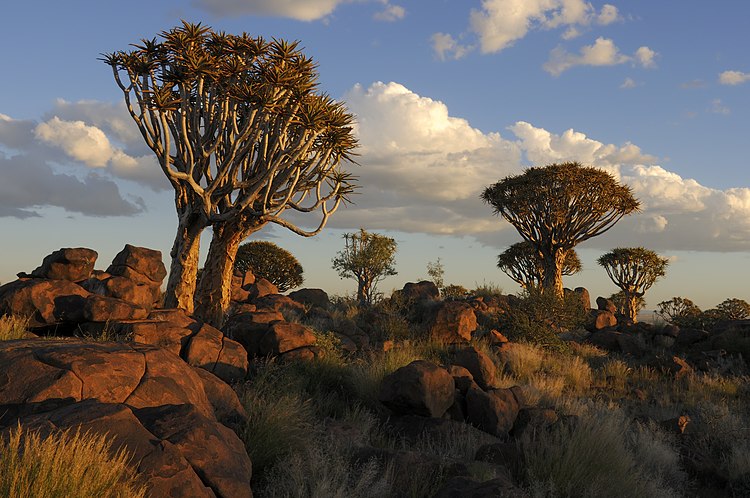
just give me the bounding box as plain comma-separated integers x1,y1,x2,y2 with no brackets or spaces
331,229,397,306
482,162,639,297
597,247,669,323
497,241,581,290
234,241,303,292
716,298,750,320
426,258,445,290
657,297,702,327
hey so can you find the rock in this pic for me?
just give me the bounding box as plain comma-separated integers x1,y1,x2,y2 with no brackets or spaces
465,387,520,437
434,476,528,498
258,322,317,356
596,296,617,313
148,308,196,328
379,360,455,418
246,278,278,300
661,324,680,338
659,415,691,435
676,327,709,346
280,345,324,362
27,248,98,282
589,309,617,330
574,287,591,310
0,340,255,498
474,441,526,484
670,356,693,379
427,301,478,343
252,294,306,315
183,323,249,383
511,407,559,438
0,278,90,326
587,329,622,351
452,346,498,391
224,310,284,356
81,275,160,310
401,281,440,302
83,295,148,322
448,365,477,394
132,322,195,357
231,270,256,302
288,288,330,309
107,244,167,286
488,329,509,346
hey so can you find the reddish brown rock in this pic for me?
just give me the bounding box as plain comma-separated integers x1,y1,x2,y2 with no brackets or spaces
288,288,330,309
193,368,248,428
246,278,278,300
427,301,478,343
0,278,90,326
107,244,167,285
224,310,284,356
448,365,477,394
82,275,160,310
83,295,148,322
258,322,316,356
26,248,98,282
401,281,440,302
596,296,617,313
147,308,197,328
132,322,194,357
379,360,455,418
253,294,306,315
465,387,520,437
280,345,324,362
452,346,497,391
183,323,248,382
589,309,617,330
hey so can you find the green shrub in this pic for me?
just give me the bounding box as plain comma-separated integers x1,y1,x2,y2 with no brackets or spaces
235,240,304,292
0,425,146,498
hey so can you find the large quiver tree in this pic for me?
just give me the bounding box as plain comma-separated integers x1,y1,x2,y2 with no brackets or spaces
597,247,669,322
497,241,581,290
104,22,357,324
482,162,639,297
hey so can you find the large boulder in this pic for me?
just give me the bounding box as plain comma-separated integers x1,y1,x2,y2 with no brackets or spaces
288,288,330,309
401,281,440,302
82,274,160,310
107,244,167,286
0,339,253,498
452,346,498,391
427,301,478,343
258,322,317,356
379,360,455,418
224,310,284,356
0,278,90,326
183,323,249,383
25,248,98,282
596,296,617,313
246,278,278,300
465,387,520,437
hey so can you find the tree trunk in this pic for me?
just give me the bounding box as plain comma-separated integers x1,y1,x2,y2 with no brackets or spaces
625,291,639,323
194,220,261,327
163,207,207,313
541,248,566,298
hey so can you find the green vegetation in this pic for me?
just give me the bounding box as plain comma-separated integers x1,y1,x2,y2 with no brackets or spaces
497,241,582,290
598,247,669,322
332,229,398,305
0,425,146,498
482,162,639,297
235,241,304,292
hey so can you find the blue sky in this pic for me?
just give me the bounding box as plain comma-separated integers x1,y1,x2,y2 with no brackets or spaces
1,0,748,310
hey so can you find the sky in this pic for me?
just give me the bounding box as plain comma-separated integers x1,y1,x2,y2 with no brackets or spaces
0,0,748,310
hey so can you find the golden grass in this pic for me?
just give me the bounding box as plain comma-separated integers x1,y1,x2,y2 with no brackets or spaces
0,315,30,341
0,424,146,498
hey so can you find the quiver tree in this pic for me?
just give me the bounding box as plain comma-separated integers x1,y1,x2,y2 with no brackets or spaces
497,241,581,290
104,22,357,324
482,162,639,297
657,297,702,326
597,247,669,323
716,298,750,320
234,241,303,292
609,291,646,317
332,229,397,306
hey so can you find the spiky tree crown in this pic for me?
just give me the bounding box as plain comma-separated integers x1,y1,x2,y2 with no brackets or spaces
597,247,669,295
497,241,581,288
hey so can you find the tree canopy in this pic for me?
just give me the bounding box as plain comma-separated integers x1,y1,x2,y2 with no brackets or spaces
497,241,582,290
482,162,639,297
598,247,668,322
332,228,397,305
234,241,303,292
104,22,358,325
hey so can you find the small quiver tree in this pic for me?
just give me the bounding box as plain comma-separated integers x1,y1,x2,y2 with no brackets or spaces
331,229,397,306
598,247,669,323
234,241,303,292
497,241,581,290
609,291,646,317
716,298,750,320
482,162,639,297
104,22,358,325
657,297,702,327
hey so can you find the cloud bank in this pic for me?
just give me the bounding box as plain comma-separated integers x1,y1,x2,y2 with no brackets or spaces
544,37,657,76
192,0,405,22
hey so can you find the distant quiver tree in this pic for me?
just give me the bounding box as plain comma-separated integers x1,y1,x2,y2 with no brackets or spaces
598,247,669,323
104,22,358,325
332,229,397,306
481,162,639,297
497,241,582,290
234,241,303,292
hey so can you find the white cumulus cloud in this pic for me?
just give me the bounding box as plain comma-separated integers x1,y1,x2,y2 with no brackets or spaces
467,0,621,54
431,33,471,61
719,70,750,86
373,2,405,21
543,38,656,76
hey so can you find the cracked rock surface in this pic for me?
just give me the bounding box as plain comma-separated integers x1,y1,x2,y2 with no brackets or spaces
0,339,253,498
